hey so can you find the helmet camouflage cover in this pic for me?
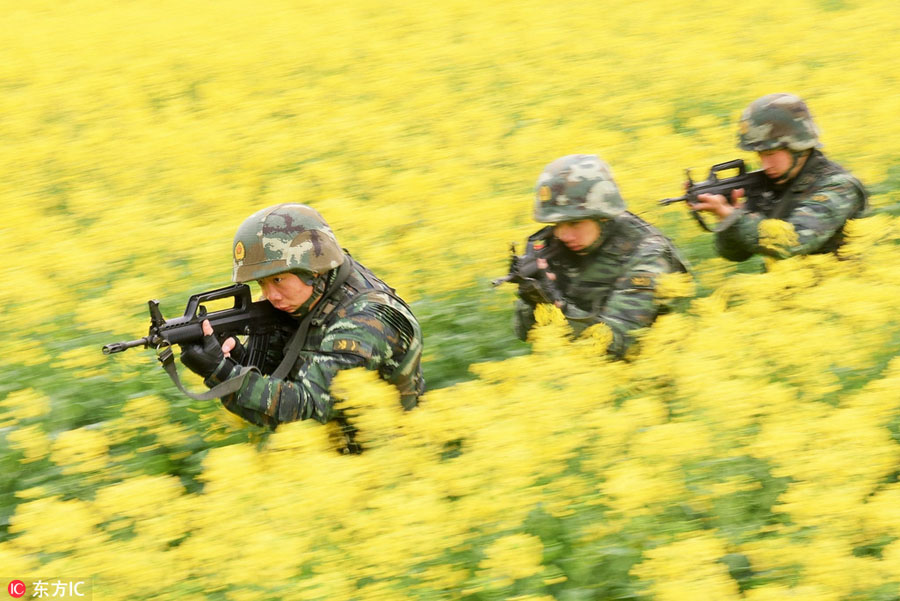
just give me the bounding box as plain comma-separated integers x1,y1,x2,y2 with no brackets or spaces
737,93,822,152
232,203,345,283
534,154,626,223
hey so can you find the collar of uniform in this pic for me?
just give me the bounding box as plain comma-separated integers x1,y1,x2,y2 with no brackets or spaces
593,213,640,257
789,150,825,193
289,268,338,319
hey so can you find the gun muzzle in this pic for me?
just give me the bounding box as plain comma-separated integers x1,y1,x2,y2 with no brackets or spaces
658,196,688,206
102,338,149,354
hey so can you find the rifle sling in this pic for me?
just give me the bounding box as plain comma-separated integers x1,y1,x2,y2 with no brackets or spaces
158,350,259,401
271,258,353,380
159,258,354,402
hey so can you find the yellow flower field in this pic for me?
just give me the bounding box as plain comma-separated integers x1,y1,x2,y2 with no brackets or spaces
2,0,900,599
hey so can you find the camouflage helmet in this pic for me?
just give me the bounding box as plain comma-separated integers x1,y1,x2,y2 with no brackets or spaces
232,203,345,283
737,93,822,152
534,154,626,223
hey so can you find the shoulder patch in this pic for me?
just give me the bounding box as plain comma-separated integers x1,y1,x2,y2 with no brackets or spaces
327,337,374,360
812,193,830,202
629,272,656,290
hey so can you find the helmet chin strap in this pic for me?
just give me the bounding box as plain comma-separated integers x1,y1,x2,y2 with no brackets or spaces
575,218,612,255
774,149,809,184
290,272,329,317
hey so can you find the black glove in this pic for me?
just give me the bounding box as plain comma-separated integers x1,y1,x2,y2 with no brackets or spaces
180,334,235,382
227,337,247,364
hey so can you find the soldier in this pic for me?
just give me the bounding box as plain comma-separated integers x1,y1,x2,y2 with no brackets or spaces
692,93,868,261
514,154,690,358
178,203,425,440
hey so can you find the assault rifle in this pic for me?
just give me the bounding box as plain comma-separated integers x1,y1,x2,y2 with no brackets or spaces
659,159,771,231
491,240,565,306
102,283,292,370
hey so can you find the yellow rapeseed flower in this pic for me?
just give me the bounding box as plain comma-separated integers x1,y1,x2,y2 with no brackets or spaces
331,367,403,450
478,533,544,586
631,534,740,601
0,387,52,424
6,425,51,463
50,427,110,475
575,322,613,354
654,271,696,300
9,497,103,553
3,0,900,597
93,474,184,521
758,218,800,258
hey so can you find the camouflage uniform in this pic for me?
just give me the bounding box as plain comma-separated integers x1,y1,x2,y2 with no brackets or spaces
515,155,689,357
190,204,425,431
714,93,868,261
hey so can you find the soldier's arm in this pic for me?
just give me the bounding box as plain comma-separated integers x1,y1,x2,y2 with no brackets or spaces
211,305,405,427
511,227,557,340
714,176,863,260
713,209,758,262
592,240,676,357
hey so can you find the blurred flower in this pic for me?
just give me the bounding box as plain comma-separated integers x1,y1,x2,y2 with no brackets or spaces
6,424,51,463
0,388,52,424
50,427,110,474
575,322,613,354
655,271,696,301
478,533,544,587
9,497,103,553
631,534,740,601
758,218,799,257
2,0,900,598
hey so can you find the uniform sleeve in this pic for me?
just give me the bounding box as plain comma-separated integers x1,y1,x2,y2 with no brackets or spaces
212,305,406,427
588,239,677,357
714,176,864,260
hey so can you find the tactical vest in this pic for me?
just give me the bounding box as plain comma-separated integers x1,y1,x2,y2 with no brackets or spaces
295,255,425,409
536,212,689,318
766,151,868,254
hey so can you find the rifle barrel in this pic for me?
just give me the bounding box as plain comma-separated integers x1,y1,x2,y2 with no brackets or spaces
102,338,150,355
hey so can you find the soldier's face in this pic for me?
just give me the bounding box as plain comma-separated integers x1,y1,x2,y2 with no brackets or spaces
257,272,314,313
758,149,794,180
553,219,603,253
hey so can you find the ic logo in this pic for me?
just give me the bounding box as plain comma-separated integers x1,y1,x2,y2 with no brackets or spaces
7,580,26,598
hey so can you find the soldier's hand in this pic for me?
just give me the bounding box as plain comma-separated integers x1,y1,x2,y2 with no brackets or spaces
725,188,747,211
180,320,237,381
536,258,557,281
693,193,736,219
221,335,245,362
534,258,565,307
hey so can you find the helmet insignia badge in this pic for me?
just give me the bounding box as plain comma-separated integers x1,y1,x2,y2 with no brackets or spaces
538,185,552,202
